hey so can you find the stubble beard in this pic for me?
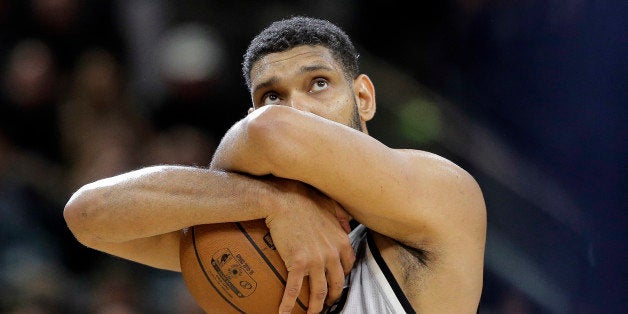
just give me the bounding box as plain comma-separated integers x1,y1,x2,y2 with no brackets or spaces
350,100,363,132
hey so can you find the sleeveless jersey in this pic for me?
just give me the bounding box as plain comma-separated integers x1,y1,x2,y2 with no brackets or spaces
326,224,416,314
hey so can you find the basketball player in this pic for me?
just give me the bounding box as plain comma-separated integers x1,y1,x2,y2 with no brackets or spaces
64,16,486,313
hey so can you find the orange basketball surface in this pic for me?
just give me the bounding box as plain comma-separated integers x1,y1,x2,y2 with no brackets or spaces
179,220,310,313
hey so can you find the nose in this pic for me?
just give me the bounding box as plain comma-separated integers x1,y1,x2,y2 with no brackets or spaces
288,93,312,113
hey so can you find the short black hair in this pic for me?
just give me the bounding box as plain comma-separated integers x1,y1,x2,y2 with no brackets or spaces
242,16,360,91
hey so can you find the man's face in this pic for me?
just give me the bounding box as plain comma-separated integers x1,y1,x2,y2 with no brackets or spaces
249,45,361,130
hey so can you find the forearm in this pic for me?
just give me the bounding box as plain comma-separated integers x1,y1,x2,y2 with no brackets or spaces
64,165,276,244
211,106,485,250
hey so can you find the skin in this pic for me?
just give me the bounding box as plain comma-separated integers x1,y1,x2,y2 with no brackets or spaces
64,44,486,314
212,45,487,313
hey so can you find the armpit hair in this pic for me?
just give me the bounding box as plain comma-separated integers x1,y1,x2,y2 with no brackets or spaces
393,238,430,268
392,239,431,288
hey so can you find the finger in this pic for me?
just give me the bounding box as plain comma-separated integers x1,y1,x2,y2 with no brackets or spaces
335,207,352,234
279,270,304,314
339,219,352,234
307,267,327,313
339,240,356,275
325,260,346,305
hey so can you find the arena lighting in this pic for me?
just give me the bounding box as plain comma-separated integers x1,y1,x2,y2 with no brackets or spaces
157,22,226,84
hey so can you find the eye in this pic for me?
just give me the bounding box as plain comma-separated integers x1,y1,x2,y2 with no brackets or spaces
261,92,281,106
310,78,329,92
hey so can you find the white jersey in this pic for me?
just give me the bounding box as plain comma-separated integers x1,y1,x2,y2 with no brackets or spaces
327,224,416,314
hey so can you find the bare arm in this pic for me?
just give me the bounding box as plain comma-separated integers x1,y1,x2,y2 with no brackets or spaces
64,166,284,271
64,164,355,313
212,105,487,309
213,105,485,247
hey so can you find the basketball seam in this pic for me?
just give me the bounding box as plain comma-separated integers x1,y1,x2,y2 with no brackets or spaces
235,222,309,311
191,226,246,314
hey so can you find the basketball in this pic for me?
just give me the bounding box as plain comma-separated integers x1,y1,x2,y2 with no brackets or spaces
179,219,310,313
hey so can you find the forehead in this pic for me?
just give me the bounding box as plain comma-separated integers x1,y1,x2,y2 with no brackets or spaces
250,45,341,84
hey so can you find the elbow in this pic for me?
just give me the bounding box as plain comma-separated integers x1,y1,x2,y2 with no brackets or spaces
246,105,289,143
245,106,294,169
63,185,102,246
211,106,289,174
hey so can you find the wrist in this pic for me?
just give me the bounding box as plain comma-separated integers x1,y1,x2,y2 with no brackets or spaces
247,176,277,218
257,177,289,225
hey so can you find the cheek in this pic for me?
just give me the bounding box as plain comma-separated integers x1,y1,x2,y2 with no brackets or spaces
323,100,355,125
311,90,355,123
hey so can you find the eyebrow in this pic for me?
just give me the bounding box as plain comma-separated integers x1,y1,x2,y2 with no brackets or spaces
252,64,335,93
300,64,334,73
252,77,279,93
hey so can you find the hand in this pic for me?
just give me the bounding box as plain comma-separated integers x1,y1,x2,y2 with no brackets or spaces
264,177,355,314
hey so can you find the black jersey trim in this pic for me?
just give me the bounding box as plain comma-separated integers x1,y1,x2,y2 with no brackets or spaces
366,230,417,314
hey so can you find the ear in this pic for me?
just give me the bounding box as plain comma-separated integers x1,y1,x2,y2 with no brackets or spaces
353,74,376,122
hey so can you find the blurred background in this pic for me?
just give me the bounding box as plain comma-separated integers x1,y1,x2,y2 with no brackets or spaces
0,0,625,313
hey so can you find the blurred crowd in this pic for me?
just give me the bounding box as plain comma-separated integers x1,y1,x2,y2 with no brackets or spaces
0,1,227,313
0,0,624,313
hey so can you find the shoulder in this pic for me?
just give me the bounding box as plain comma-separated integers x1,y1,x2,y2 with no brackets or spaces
367,149,486,311
385,147,486,237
